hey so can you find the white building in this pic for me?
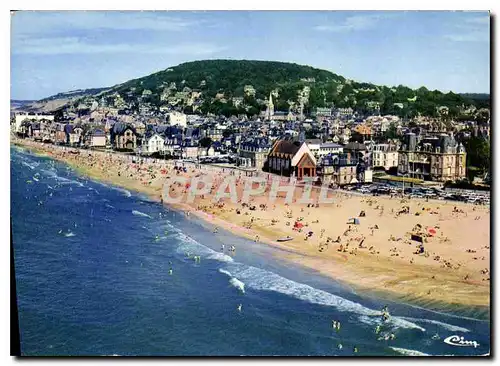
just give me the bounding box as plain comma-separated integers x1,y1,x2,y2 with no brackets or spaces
143,133,166,155
371,143,399,171
319,142,344,157
168,111,187,128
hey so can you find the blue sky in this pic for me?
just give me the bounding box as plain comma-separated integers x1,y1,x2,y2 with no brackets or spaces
11,11,490,100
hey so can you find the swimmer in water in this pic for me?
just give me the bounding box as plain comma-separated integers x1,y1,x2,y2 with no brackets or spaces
353,346,358,353
168,268,173,275
338,344,343,350
213,227,219,233
431,333,440,340
332,320,337,329
237,304,242,312
336,321,341,332
221,244,225,251
390,333,395,340
375,325,381,334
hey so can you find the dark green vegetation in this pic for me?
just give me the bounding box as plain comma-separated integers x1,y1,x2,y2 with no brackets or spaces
107,60,489,117
463,137,491,183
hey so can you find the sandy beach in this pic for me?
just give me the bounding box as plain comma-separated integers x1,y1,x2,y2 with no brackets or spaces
12,138,490,311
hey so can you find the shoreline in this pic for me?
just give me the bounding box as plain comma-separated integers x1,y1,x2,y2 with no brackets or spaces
11,139,490,316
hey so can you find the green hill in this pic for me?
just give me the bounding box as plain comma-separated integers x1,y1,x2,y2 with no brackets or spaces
53,59,491,118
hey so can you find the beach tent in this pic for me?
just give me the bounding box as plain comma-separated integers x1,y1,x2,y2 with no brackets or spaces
411,234,423,243
293,222,304,230
347,218,360,225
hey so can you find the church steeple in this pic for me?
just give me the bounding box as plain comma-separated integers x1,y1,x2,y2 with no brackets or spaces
266,91,274,120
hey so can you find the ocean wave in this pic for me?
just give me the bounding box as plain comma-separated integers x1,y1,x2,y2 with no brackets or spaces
117,188,132,197
218,269,245,293
94,181,132,197
175,232,234,263
230,278,246,294
399,317,469,333
390,347,430,356
132,210,153,219
223,264,425,332
41,169,58,178
207,252,234,263
22,161,38,170
173,227,425,332
53,176,84,187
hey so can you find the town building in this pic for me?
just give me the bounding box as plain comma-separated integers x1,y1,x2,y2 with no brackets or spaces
398,133,466,182
143,133,166,155
14,113,54,134
167,111,187,128
238,137,271,170
318,153,359,186
371,143,399,172
266,139,317,179
85,128,106,148
110,123,137,151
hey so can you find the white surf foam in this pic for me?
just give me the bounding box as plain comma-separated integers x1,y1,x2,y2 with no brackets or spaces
399,317,469,333
118,188,132,197
21,161,37,170
175,232,235,263
95,181,131,197
132,210,153,219
64,231,76,237
230,278,246,294
390,347,430,356
54,176,84,187
207,252,234,263
223,264,425,331
173,227,425,332
218,268,246,293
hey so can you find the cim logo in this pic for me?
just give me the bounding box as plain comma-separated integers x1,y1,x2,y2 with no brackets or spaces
443,335,480,348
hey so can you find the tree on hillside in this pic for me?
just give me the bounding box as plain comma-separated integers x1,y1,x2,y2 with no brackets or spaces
465,137,490,172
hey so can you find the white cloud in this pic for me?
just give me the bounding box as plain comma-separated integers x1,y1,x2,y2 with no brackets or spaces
464,15,490,25
444,31,489,43
12,37,226,56
313,13,395,33
11,11,202,38
444,14,490,43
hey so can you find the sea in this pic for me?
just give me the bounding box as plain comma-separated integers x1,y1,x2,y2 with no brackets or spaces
10,146,490,356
